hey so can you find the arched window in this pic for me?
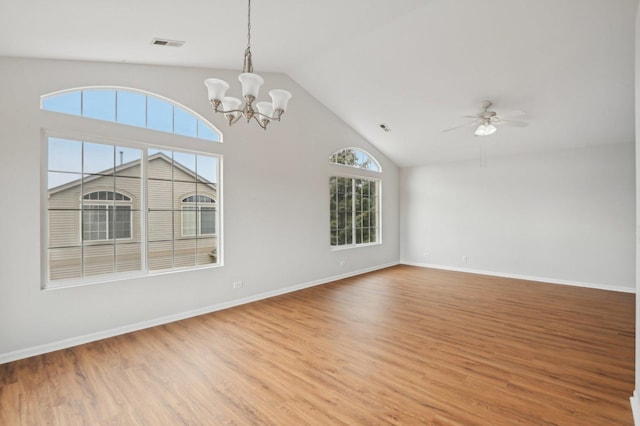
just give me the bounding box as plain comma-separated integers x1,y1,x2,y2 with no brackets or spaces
181,194,216,237
44,87,222,285
41,87,222,142
82,191,132,241
329,147,381,172
329,148,381,248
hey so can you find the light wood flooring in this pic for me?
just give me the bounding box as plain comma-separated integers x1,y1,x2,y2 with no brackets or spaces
0,265,635,425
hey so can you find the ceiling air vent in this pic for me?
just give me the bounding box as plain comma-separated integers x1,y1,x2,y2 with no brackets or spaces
151,38,185,47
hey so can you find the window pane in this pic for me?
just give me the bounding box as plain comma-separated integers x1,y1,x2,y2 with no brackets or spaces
147,210,174,242
112,206,132,239
83,90,116,121
147,97,173,133
115,147,142,177
182,207,197,237
330,148,381,172
197,120,219,141
49,247,82,280
148,179,174,210
196,240,217,266
84,244,115,276
173,151,197,181
196,154,217,184
42,92,81,115
116,91,146,127
84,143,114,175
116,241,142,273
48,210,81,248
200,207,215,235
48,172,81,192
174,107,197,138
49,138,82,174
174,237,196,268
83,205,108,241
148,149,174,181
148,241,174,271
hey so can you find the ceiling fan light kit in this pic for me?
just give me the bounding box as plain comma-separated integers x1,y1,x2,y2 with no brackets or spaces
474,123,497,136
204,0,292,130
443,100,528,136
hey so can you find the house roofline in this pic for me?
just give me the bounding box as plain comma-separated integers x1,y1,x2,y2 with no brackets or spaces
48,152,217,196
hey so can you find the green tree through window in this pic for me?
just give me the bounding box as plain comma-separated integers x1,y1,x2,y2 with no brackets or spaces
329,145,380,248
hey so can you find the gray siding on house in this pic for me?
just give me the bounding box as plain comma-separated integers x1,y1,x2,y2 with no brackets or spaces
48,155,217,280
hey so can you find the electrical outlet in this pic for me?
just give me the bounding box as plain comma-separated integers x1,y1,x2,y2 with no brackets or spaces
233,281,243,289
423,251,429,258
462,256,468,263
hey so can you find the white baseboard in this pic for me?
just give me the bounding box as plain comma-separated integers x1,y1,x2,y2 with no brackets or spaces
401,261,635,294
631,391,640,425
0,261,399,365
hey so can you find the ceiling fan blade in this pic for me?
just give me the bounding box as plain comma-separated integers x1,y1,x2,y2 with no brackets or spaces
442,122,476,132
500,109,527,119
500,119,529,127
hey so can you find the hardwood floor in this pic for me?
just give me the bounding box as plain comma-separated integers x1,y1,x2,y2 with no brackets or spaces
0,265,635,425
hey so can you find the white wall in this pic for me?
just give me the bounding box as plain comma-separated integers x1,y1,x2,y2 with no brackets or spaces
0,57,400,360
401,144,635,291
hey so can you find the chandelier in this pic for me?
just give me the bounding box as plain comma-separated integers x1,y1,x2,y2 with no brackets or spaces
204,0,292,130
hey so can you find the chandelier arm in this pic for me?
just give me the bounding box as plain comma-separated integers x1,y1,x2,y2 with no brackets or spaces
251,113,268,130
212,106,245,115
253,111,283,122
229,114,243,125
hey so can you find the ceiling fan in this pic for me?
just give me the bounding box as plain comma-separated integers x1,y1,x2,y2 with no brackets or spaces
443,100,528,136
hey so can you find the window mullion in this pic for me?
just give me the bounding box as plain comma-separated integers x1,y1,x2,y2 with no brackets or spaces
141,149,148,272
112,146,116,274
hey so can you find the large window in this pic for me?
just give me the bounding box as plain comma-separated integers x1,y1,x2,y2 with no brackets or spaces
47,138,220,282
43,87,222,286
329,148,381,248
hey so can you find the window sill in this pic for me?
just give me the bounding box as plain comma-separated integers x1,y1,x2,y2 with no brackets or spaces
330,242,382,251
42,262,223,291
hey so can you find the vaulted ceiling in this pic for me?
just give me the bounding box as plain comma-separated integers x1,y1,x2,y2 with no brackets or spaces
1,0,636,166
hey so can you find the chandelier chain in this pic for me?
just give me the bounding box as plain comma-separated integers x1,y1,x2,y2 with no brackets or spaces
247,0,251,51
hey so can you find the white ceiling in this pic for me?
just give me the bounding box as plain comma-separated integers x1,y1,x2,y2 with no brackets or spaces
1,0,637,167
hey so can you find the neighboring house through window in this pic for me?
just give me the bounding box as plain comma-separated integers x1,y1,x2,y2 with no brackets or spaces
329,148,381,248
182,195,216,237
82,191,132,241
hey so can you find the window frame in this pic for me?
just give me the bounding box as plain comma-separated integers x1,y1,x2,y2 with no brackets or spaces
329,174,381,249
329,147,382,250
41,92,224,289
